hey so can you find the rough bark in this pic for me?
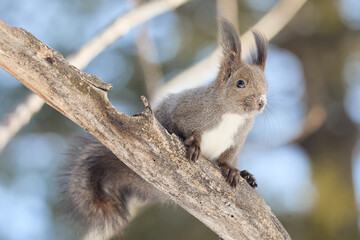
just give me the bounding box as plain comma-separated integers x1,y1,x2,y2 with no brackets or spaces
0,19,291,240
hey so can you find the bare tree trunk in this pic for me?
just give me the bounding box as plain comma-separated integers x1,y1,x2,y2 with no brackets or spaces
0,19,291,240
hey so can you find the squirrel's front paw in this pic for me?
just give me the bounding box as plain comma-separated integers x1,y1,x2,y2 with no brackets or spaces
184,136,201,162
219,163,241,187
219,164,257,188
240,170,257,188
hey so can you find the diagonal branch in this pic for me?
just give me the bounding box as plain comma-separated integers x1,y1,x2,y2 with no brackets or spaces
0,19,291,240
0,0,190,153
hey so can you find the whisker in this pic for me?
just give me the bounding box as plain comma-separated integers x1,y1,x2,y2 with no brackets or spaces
262,104,281,148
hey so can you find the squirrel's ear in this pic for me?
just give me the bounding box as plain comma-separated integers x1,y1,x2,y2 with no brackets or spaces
217,18,242,83
219,18,241,58
251,31,268,70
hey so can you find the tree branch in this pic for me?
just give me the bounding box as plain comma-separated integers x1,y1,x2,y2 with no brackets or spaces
0,19,291,240
67,0,191,70
0,0,190,153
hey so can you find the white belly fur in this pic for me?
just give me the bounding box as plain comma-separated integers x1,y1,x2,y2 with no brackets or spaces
200,113,245,162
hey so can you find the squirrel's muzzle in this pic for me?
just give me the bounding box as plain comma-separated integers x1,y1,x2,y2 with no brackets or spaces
257,94,267,111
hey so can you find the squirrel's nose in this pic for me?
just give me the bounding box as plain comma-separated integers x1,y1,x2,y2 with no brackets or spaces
258,100,264,109
257,94,267,110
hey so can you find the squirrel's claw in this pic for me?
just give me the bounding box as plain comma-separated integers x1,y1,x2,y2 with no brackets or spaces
240,170,257,188
184,136,201,162
219,164,257,188
219,163,240,187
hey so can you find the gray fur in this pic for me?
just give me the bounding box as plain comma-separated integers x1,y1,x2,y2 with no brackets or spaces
58,135,166,239
251,31,268,70
58,19,268,239
219,17,241,57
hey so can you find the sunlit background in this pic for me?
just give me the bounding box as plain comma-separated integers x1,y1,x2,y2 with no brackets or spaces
0,0,359,239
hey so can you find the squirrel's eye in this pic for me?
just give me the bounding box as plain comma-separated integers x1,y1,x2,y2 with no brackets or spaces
236,80,245,88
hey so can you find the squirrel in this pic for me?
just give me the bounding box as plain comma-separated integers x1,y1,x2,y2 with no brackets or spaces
58,18,268,240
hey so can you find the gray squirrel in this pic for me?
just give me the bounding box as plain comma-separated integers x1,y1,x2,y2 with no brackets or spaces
58,18,268,240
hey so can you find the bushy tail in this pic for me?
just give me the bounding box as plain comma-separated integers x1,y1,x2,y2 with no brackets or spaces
57,134,163,239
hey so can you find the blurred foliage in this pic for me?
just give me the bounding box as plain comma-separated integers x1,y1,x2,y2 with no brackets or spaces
116,205,217,240
281,0,360,239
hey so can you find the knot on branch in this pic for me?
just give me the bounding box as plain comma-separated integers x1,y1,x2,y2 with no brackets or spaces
86,74,112,91
141,95,153,115
131,96,154,122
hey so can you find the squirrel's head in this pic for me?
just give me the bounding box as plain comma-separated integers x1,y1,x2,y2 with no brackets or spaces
215,18,268,117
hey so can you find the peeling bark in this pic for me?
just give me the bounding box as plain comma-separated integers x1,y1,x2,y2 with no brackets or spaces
0,19,291,240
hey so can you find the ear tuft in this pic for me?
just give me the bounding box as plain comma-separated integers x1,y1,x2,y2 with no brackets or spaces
219,18,241,57
251,31,268,70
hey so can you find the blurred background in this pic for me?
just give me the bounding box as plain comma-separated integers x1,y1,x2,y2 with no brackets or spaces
0,0,360,239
